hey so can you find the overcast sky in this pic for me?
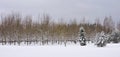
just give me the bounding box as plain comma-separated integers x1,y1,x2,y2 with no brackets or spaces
0,0,120,23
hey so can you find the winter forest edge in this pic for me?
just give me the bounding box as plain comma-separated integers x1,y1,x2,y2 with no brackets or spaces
0,13,120,47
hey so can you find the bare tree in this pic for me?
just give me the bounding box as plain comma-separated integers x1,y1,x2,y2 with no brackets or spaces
103,16,114,33
117,20,120,31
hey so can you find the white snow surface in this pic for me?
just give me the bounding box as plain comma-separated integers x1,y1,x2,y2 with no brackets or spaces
0,43,120,57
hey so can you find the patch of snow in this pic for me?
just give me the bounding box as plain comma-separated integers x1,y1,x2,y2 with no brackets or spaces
0,43,120,57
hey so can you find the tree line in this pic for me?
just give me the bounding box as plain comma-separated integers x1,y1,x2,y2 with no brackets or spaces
0,13,119,45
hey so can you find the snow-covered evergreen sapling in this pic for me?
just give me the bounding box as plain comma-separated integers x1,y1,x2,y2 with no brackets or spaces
95,31,107,47
79,27,86,46
110,29,120,43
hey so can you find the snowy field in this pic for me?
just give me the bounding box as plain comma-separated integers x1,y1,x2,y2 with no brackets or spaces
0,43,120,57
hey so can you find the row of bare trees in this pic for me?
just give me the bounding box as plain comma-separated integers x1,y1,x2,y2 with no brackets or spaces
0,13,118,45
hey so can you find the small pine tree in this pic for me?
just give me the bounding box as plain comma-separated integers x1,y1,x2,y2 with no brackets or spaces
110,29,120,43
95,31,107,47
79,27,86,46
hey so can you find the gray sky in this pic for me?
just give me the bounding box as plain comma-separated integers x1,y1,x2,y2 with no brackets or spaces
0,0,120,23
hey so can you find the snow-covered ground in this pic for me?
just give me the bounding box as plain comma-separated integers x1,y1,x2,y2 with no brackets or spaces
0,43,120,57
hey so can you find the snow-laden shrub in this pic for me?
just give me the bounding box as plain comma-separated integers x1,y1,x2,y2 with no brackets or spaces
110,30,120,43
94,31,108,47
